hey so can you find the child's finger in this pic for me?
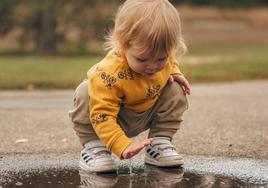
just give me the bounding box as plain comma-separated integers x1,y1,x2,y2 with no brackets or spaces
123,138,154,159
132,141,148,153
182,85,190,95
186,88,191,95
179,79,190,95
130,139,152,155
184,80,191,95
182,86,187,95
169,76,174,83
127,147,143,158
143,138,153,145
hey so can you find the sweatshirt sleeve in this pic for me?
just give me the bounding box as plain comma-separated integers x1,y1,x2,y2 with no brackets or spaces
88,71,133,157
170,57,183,75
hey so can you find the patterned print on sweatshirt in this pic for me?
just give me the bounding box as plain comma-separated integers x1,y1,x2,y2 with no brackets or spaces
100,72,117,89
113,50,121,57
147,84,161,99
91,113,108,125
118,69,134,80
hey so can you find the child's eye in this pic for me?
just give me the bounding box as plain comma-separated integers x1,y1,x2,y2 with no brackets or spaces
158,57,167,61
136,58,148,62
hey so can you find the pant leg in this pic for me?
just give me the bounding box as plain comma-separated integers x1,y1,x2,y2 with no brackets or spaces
117,107,151,138
68,80,99,146
117,82,188,139
68,79,149,146
69,80,188,146
148,82,188,139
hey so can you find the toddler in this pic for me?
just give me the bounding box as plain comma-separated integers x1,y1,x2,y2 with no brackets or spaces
69,0,190,173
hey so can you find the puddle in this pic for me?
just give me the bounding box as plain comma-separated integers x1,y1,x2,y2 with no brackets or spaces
1,165,266,188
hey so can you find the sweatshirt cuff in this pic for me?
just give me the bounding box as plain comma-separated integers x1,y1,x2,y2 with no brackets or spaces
171,70,183,75
111,135,133,158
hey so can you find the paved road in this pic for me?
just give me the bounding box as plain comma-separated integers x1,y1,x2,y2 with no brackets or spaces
0,80,267,159
1,154,268,184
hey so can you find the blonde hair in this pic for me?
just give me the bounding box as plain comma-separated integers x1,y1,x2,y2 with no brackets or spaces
104,0,187,59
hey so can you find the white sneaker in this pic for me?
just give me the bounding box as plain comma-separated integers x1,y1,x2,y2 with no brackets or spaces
144,165,184,187
144,137,184,167
79,140,117,172
79,170,118,188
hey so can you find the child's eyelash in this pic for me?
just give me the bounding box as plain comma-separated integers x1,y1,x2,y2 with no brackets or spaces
159,57,167,61
136,58,147,62
136,57,167,62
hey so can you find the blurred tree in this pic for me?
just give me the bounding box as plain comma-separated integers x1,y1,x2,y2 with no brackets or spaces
0,0,116,54
0,0,60,54
59,0,116,53
179,0,268,7
0,0,15,34
1,0,267,54
37,0,57,53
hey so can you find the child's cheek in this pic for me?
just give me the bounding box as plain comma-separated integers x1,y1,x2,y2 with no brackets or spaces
158,62,167,71
135,64,144,73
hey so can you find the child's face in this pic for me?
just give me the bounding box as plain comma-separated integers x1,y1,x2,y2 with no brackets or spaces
124,46,168,77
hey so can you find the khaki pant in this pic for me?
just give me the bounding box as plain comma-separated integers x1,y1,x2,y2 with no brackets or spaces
68,80,188,147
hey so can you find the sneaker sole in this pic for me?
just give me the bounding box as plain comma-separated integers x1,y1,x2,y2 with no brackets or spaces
79,160,117,173
144,156,184,167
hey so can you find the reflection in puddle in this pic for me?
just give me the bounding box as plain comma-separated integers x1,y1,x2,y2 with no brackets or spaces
1,165,266,188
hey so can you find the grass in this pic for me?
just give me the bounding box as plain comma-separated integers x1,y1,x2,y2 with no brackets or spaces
0,56,101,90
0,44,268,90
182,43,268,82
182,60,268,83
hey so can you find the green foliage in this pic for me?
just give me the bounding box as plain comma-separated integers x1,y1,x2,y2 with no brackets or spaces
0,0,15,33
0,0,117,54
0,0,268,55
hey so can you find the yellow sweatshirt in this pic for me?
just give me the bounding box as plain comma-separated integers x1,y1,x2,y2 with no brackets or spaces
87,50,182,157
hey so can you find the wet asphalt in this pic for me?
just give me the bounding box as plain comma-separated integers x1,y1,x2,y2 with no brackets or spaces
0,154,268,185
0,80,268,186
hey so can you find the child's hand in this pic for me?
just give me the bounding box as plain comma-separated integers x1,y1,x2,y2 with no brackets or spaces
122,138,153,159
169,74,191,95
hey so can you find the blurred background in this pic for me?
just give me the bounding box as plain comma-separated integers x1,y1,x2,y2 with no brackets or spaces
0,0,268,90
